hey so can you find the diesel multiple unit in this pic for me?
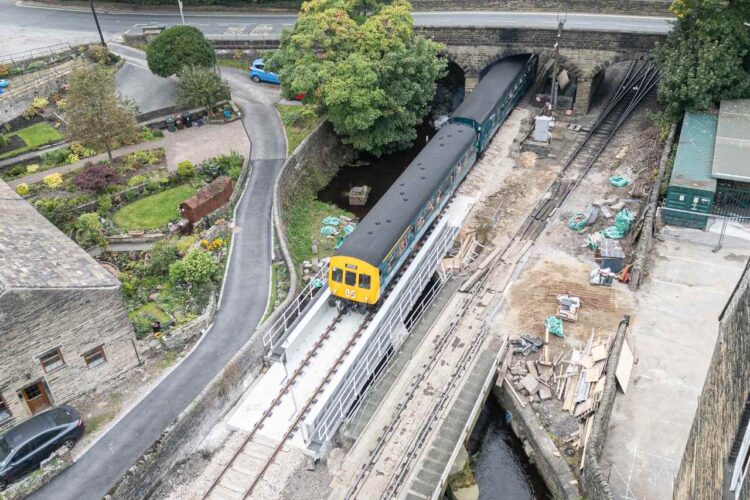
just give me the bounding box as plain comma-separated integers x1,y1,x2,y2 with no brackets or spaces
329,54,537,309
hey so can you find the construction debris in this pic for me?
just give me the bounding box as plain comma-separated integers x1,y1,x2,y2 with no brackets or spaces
544,315,565,338
510,335,544,356
556,294,581,321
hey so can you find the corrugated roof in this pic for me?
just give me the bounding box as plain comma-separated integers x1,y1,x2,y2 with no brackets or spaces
0,181,119,293
669,112,718,192
712,99,750,182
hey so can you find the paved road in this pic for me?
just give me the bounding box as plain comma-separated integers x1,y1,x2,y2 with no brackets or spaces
114,44,179,114
0,0,672,55
28,48,286,500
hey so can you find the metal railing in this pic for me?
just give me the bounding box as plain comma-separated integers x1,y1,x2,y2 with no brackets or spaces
0,41,94,93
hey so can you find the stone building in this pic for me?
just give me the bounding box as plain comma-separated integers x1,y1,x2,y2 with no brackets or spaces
0,181,139,432
673,259,750,499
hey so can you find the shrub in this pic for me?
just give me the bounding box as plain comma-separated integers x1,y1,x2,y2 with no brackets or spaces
169,249,217,288
22,107,36,120
147,238,180,276
43,173,63,189
56,99,68,111
9,165,26,177
74,163,123,192
0,135,8,148
15,183,29,196
177,160,195,178
130,312,154,339
41,147,71,166
97,194,112,215
70,142,96,159
146,26,216,78
26,164,39,174
138,127,163,142
76,212,107,249
31,97,49,110
0,64,9,78
128,174,147,187
87,44,109,64
65,153,81,164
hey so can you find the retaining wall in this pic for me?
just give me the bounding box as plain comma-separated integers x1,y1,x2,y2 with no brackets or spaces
410,0,672,15
581,316,630,499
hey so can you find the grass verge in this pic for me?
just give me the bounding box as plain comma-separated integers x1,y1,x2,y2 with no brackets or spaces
285,197,354,267
276,104,319,154
113,184,196,230
0,122,63,159
217,58,250,70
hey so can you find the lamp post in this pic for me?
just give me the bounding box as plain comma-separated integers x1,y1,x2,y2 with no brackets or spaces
89,0,107,48
177,0,185,25
550,11,567,110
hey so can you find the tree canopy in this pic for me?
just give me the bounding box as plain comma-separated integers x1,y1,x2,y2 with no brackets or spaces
655,0,750,121
266,0,447,156
65,66,138,160
177,65,231,111
146,25,216,78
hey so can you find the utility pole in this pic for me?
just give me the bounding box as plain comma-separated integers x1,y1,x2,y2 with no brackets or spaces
550,11,567,110
89,0,107,48
177,0,185,25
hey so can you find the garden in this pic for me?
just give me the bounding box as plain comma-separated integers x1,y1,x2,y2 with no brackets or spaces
276,104,319,153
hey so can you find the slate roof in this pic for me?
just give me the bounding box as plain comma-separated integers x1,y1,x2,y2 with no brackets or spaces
669,112,718,192
0,180,119,294
712,99,750,182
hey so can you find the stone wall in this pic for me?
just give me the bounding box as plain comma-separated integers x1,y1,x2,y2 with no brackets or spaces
581,316,630,500
410,0,672,15
0,287,140,433
673,261,750,499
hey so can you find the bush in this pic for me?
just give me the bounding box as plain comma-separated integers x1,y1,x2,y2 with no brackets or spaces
87,44,109,64
76,212,107,249
0,64,8,78
97,194,112,215
26,164,39,174
169,248,217,288
177,160,195,178
41,147,71,167
15,183,29,196
0,135,8,148
147,238,180,276
65,153,80,164
31,97,49,110
146,26,216,78
138,127,164,142
128,174,147,187
70,142,96,159
130,312,154,339
43,173,63,189
9,165,26,177
74,163,123,192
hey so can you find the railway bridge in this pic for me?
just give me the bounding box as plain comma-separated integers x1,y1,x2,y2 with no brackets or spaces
203,24,666,115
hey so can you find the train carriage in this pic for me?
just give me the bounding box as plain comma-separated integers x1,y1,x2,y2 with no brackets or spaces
329,54,537,309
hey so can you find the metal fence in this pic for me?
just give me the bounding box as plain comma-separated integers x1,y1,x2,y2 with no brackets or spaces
0,41,93,90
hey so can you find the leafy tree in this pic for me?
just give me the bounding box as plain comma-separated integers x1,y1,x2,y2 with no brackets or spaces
655,0,750,122
76,212,108,250
266,0,447,156
177,65,231,111
66,66,139,161
74,163,124,192
169,249,217,288
146,26,216,78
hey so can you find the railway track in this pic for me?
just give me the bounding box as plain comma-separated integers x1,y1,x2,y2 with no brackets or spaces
203,310,373,499
342,60,660,499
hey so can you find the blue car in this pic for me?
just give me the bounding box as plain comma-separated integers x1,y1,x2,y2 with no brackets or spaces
249,59,280,84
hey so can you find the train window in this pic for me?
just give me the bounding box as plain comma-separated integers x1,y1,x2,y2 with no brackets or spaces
332,267,343,283
359,274,371,290
345,271,356,286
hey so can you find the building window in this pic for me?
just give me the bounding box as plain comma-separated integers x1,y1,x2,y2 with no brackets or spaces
0,397,11,423
83,346,107,369
730,397,750,497
39,348,65,373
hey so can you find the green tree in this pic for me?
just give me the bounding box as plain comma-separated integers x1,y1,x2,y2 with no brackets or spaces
76,212,108,250
147,238,180,276
177,65,231,112
65,66,139,160
146,26,216,78
266,0,446,156
655,0,750,121
169,249,217,288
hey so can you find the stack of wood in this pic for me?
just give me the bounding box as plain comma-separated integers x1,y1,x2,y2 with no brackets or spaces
442,233,482,274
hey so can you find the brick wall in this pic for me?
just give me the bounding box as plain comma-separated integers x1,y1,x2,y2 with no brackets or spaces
673,261,750,500
0,287,139,432
410,0,672,15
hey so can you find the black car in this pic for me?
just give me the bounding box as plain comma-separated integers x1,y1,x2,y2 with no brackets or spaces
0,405,84,490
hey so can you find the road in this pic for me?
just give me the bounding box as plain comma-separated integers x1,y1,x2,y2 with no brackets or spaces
27,47,287,500
0,0,672,55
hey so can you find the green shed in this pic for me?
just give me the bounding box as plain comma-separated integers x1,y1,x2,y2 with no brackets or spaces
664,112,718,229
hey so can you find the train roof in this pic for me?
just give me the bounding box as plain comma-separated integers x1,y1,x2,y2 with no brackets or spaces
335,122,475,266
452,55,529,126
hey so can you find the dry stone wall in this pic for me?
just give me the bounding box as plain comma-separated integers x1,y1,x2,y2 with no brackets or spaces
410,0,672,15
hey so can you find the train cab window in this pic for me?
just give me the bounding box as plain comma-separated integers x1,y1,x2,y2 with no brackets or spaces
332,267,343,283
345,271,357,286
359,274,371,289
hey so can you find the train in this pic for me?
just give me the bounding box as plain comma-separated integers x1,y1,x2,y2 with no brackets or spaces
328,54,538,311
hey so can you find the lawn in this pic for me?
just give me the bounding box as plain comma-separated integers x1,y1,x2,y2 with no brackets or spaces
285,197,354,267
0,122,63,159
276,104,320,154
113,184,196,230
129,302,172,325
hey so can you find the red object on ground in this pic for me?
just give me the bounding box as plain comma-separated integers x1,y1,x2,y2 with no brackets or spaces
293,92,306,101
180,176,233,223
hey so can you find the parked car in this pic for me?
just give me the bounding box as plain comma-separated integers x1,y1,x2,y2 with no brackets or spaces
249,59,280,84
0,406,83,490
